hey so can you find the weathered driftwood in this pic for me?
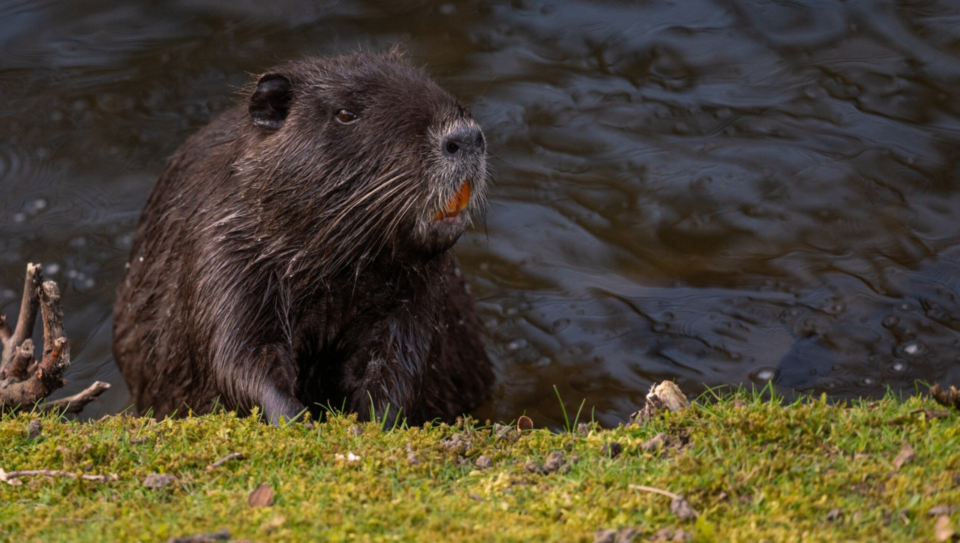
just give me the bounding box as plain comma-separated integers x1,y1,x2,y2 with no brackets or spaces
629,380,691,424
0,263,110,413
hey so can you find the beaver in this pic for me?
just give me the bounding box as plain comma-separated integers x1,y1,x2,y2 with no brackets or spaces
112,51,493,425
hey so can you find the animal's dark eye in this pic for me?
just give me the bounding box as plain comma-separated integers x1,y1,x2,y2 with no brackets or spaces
335,109,358,124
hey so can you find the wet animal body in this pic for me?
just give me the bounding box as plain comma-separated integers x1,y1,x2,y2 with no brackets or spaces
113,51,493,424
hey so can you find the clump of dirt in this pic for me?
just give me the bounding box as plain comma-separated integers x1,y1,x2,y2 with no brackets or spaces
593,527,640,542
405,443,419,466
931,383,960,410
669,495,698,520
26,420,41,440
492,423,517,442
142,473,176,489
441,433,472,454
641,433,667,454
650,528,692,541
640,431,690,458
525,452,570,475
601,442,622,459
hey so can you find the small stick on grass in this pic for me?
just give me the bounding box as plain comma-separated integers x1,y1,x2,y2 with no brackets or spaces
628,484,681,500
206,452,243,471
0,468,118,485
629,484,699,520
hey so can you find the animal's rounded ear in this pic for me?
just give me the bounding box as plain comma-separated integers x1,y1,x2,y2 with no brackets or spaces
249,73,293,129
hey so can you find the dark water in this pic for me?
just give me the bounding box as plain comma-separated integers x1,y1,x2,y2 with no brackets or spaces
3,0,960,428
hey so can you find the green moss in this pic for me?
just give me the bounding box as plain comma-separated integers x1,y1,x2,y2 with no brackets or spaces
1,392,958,542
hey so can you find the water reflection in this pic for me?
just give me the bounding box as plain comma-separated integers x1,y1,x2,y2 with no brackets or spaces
2,0,960,427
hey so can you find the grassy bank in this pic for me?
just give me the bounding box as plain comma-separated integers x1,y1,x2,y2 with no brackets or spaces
1,390,959,542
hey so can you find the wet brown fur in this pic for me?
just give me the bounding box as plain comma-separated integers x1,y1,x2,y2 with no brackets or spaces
112,51,493,424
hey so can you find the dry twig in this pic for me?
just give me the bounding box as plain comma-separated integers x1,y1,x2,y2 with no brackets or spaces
206,452,243,471
628,484,681,500
44,381,112,414
0,263,109,413
629,484,699,520
0,468,118,485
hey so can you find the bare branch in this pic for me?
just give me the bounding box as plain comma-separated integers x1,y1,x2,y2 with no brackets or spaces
43,381,111,414
3,339,34,381
0,266,73,412
2,263,42,369
39,281,67,372
0,265,106,416
0,372,48,410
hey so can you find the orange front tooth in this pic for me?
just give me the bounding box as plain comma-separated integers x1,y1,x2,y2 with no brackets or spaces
444,192,459,213
434,181,471,221
456,181,471,211
444,180,471,213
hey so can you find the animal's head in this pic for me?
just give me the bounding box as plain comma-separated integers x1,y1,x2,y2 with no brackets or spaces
240,50,487,275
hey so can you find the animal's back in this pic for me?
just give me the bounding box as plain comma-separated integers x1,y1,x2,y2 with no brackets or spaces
113,109,244,416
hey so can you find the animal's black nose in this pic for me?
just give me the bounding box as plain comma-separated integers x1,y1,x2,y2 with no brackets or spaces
442,125,485,158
